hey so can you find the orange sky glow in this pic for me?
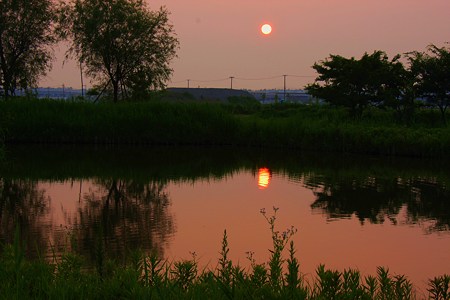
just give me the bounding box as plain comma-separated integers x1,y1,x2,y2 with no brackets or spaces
40,0,450,90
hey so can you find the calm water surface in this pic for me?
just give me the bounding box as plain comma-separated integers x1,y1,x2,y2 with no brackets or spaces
1,146,449,294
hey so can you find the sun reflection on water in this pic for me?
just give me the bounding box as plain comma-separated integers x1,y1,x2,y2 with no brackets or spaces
258,167,271,189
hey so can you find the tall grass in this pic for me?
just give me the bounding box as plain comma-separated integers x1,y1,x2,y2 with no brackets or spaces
0,98,239,145
1,98,450,157
1,208,448,299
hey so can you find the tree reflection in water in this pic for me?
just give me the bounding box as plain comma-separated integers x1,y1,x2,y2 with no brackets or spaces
1,145,450,266
304,174,450,233
0,179,51,258
69,179,175,263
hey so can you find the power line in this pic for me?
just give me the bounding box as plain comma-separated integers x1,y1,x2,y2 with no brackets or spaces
168,74,315,90
169,74,314,83
189,77,229,83
234,75,283,81
283,74,315,78
169,79,188,84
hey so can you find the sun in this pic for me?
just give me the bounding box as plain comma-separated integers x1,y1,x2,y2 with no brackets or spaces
261,24,272,35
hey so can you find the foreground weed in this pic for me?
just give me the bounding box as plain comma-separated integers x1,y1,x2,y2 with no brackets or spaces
246,250,268,288
145,250,167,287
217,229,233,286
216,229,235,298
341,269,365,299
375,267,414,300
285,240,301,290
56,252,84,282
171,252,198,290
428,275,450,300
284,240,309,299
314,264,343,299
364,275,378,299
261,206,297,291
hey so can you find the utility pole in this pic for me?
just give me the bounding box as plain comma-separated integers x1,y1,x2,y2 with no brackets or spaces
230,76,234,90
283,75,287,102
80,61,84,97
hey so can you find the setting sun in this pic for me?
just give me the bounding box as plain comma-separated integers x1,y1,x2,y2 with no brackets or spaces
261,24,272,35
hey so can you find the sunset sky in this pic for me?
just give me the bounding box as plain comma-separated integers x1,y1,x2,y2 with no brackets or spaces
40,0,450,90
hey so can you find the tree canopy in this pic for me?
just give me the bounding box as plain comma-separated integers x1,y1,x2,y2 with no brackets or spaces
408,44,450,123
59,0,179,102
305,51,407,118
0,0,57,98
306,45,450,124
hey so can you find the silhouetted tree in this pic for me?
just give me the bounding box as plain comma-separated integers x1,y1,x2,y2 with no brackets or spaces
59,0,179,102
408,44,450,124
0,0,57,98
378,57,416,125
306,51,407,118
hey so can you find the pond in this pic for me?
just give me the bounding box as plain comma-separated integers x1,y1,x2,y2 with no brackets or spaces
0,145,449,294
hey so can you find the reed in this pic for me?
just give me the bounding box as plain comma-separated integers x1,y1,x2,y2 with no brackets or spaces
1,209,449,299
1,98,450,157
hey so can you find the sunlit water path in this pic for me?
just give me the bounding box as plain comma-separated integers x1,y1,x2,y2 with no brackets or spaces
1,146,449,295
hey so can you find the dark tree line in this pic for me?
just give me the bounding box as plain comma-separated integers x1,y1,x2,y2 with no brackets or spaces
0,0,179,101
306,45,450,124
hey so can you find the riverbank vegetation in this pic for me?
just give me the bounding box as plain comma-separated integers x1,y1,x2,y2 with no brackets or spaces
1,209,449,299
1,98,450,157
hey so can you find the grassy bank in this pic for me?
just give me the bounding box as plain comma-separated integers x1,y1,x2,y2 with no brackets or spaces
1,209,449,300
1,98,450,157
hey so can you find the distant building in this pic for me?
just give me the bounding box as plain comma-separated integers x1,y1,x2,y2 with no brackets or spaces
10,87,319,104
15,87,85,99
167,88,255,102
250,89,316,104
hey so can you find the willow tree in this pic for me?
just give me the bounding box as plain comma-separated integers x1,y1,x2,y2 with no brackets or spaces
59,0,179,102
0,0,57,98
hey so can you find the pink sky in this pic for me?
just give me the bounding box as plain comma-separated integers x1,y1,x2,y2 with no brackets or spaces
40,0,450,90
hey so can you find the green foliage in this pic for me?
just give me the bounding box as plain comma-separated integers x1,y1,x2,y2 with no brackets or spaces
0,0,57,98
59,0,179,102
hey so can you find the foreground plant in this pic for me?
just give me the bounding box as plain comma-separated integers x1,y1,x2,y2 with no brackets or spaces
428,275,450,300
260,206,298,291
